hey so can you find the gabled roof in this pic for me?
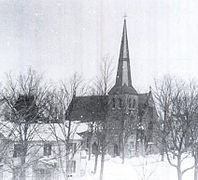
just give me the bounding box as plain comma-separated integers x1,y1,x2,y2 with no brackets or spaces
138,93,149,105
109,84,137,95
67,95,108,122
138,91,158,118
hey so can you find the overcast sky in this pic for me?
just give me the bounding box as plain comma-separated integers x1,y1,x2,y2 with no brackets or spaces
0,0,198,92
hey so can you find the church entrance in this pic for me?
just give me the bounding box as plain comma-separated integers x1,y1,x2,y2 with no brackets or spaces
113,144,119,157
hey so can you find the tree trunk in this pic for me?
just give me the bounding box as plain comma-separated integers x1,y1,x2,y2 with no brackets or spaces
121,137,125,164
161,152,164,161
100,149,105,180
88,123,94,161
194,156,198,180
177,168,182,180
161,110,166,162
19,155,26,180
12,168,17,180
135,135,139,156
65,146,69,180
177,156,182,180
88,141,92,161
161,138,165,161
94,153,98,174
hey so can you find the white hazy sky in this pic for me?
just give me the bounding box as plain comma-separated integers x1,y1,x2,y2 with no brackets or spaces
0,0,198,92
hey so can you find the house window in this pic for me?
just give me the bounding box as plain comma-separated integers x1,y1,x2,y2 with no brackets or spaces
13,144,22,158
44,144,52,156
68,143,77,154
112,98,116,108
69,160,76,173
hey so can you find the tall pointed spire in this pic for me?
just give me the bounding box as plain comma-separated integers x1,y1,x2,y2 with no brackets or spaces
109,19,137,95
116,19,131,87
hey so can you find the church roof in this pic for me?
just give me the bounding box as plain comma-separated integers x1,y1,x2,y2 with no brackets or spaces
66,20,157,123
67,95,108,122
109,84,137,95
67,92,156,122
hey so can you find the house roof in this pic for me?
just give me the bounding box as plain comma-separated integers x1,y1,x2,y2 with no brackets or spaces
0,121,87,142
33,123,84,141
67,95,108,122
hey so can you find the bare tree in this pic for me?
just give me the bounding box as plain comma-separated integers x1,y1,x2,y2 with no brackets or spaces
0,68,50,180
154,76,174,161
95,55,114,96
154,76,195,180
93,56,114,180
191,115,198,180
185,82,198,180
46,73,86,180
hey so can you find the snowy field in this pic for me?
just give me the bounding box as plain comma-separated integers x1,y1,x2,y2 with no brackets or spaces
76,154,194,180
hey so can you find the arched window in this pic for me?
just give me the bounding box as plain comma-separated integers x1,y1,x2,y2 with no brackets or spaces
119,98,122,108
128,98,132,108
149,107,153,118
133,99,136,108
112,98,116,108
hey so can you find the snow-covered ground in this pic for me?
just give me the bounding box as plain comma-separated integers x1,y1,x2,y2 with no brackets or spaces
76,154,194,180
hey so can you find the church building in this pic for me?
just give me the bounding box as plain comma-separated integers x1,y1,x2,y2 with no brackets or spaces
68,19,158,157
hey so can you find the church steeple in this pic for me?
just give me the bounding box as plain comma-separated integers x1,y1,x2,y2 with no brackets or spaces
109,19,137,95
116,19,132,87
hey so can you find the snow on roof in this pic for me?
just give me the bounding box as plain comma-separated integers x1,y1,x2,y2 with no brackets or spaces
39,157,58,166
0,121,88,142
33,122,86,141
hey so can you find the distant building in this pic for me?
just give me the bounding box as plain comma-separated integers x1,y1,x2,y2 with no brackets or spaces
68,19,158,157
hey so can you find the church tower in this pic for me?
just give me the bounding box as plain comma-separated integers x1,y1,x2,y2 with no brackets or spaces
108,19,138,113
108,19,139,157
